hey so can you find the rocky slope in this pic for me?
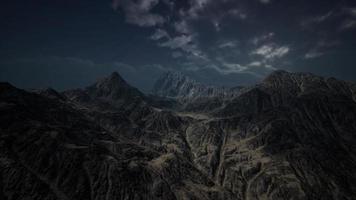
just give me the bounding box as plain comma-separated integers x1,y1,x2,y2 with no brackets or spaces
188,70,356,199
0,78,232,200
152,71,242,112
1,71,356,200
152,71,241,99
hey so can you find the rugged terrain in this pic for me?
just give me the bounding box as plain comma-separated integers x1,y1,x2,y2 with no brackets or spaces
152,72,242,112
1,70,356,200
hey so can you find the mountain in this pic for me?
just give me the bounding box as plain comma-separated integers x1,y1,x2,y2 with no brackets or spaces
192,71,356,199
0,78,231,200
216,70,356,116
1,71,356,200
152,71,242,112
86,72,144,102
32,87,67,101
152,71,242,99
64,72,145,110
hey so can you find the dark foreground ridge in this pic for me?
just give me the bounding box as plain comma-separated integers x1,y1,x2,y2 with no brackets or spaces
1,71,356,200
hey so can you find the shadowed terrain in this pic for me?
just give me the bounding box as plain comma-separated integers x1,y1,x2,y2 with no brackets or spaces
1,71,356,200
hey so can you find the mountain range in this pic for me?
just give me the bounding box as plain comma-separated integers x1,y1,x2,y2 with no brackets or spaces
1,70,356,200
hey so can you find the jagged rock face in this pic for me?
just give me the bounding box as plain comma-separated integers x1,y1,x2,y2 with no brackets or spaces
1,70,356,200
86,72,144,103
155,71,356,199
189,71,356,199
32,88,67,101
152,71,241,112
64,72,145,111
351,83,356,102
216,70,356,116
153,71,241,99
0,82,231,200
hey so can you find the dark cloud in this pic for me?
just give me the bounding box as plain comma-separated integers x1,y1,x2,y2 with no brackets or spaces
218,40,239,49
150,29,170,40
251,32,275,45
304,40,340,59
112,0,165,27
258,0,271,5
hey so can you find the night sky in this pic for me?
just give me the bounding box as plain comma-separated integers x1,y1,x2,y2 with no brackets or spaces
1,0,356,92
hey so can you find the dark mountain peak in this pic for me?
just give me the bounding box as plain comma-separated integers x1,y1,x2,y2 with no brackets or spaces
94,71,127,89
109,71,124,82
88,72,130,93
35,88,66,101
0,82,27,99
110,71,120,77
268,69,289,76
257,70,355,101
263,70,292,83
263,70,320,84
262,70,320,89
63,72,146,111
84,72,144,107
0,82,16,92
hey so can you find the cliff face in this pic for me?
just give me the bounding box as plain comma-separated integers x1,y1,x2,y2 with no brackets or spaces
1,71,356,200
152,71,241,112
190,71,356,200
152,71,241,99
0,80,231,200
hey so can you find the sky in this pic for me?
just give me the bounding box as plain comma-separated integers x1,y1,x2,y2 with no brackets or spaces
1,0,356,92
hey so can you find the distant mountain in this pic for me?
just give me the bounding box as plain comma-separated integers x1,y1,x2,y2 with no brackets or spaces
152,71,242,99
1,71,356,200
86,72,144,101
32,87,67,101
152,71,242,112
64,72,145,110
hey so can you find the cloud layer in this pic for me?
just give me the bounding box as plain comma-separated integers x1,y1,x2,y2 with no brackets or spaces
112,0,355,79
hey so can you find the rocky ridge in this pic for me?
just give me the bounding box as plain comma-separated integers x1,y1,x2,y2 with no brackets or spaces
152,71,242,99
1,70,356,200
152,71,242,112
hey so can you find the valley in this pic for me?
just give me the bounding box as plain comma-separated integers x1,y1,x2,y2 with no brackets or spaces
1,70,356,200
